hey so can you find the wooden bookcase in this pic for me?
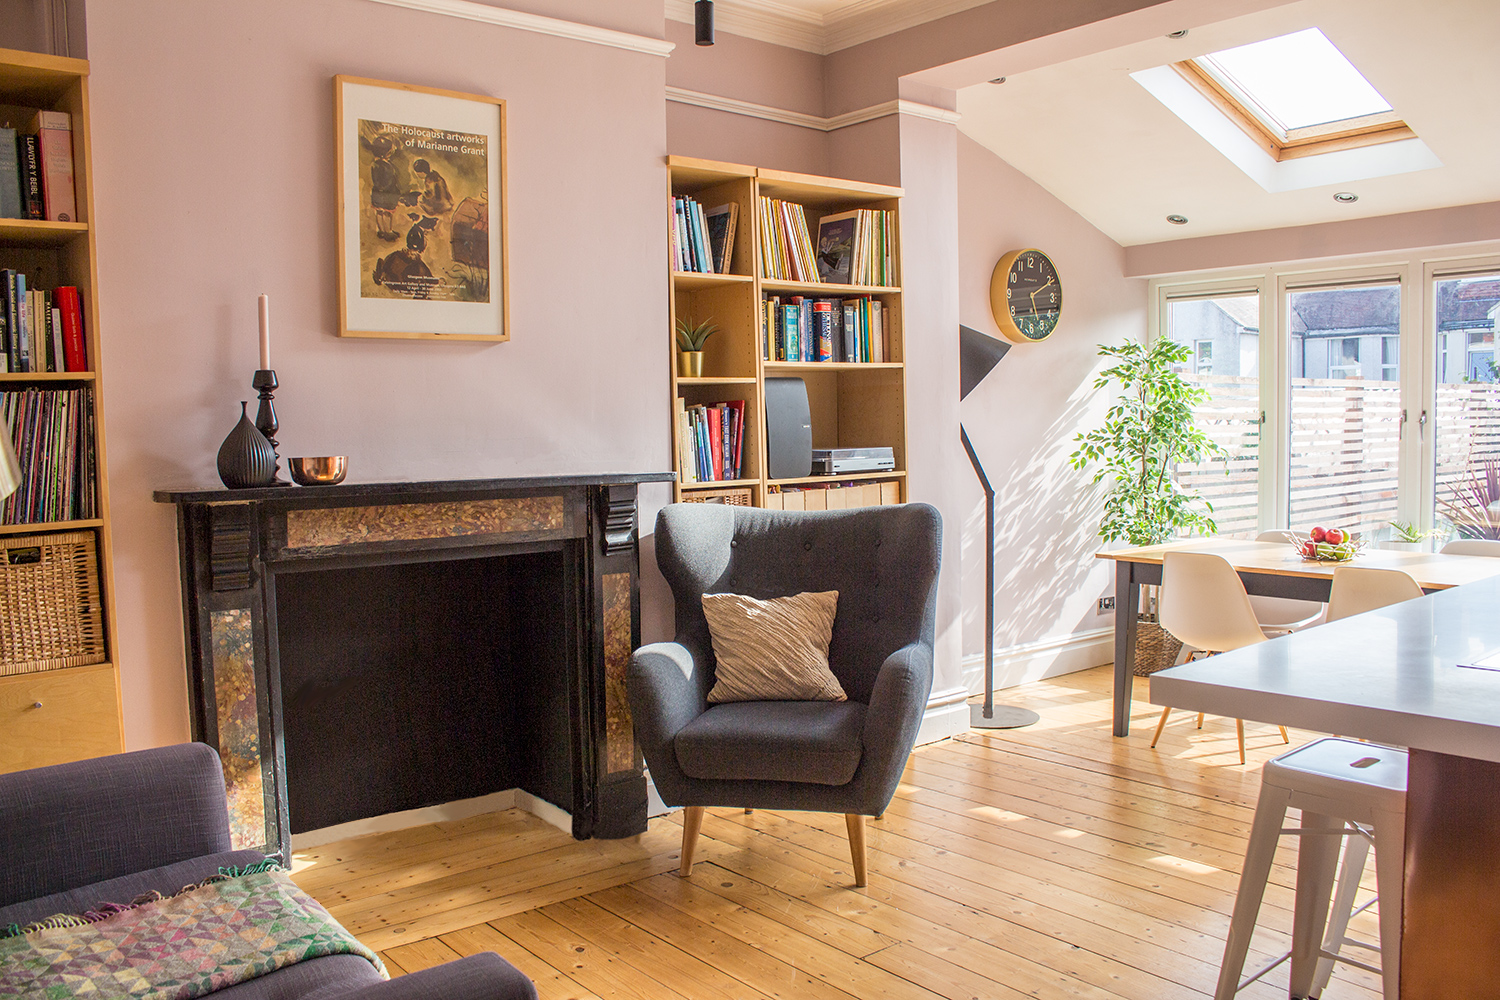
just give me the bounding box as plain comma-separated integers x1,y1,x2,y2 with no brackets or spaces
667,156,907,509
0,48,122,772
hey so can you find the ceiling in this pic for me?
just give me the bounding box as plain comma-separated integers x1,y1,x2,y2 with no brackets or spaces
956,0,1500,247
664,0,993,54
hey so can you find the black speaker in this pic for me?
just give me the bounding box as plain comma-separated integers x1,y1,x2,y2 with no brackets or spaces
764,377,812,479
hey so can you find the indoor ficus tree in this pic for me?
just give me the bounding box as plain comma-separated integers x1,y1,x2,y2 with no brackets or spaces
1069,337,1225,546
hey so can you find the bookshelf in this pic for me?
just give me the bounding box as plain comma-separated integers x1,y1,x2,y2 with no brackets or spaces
667,156,907,509
0,48,122,773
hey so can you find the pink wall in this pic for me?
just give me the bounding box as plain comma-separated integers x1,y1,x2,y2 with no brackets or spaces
1126,201,1500,276
86,0,671,750
956,134,1145,669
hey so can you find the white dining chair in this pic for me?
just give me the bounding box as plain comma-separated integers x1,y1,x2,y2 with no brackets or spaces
1251,530,1325,633
1151,551,1290,765
1440,538,1500,557
1325,567,1424,622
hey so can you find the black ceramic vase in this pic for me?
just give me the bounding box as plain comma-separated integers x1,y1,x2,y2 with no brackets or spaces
217,401,277,489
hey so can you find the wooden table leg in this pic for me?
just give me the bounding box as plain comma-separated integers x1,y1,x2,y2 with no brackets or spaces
1113,564,1139,737
1402,749,1500,998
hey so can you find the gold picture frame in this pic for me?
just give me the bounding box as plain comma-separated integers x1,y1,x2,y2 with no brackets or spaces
334,75,509,342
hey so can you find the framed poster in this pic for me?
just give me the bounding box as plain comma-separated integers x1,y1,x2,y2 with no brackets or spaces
335,75,509,341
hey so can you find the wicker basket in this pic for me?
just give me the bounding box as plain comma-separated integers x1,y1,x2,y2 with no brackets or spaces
1133,615,1183,676
681,487,753,506
0,530,107,677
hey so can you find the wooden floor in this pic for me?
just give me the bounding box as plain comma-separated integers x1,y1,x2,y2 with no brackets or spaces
291,666,1386,999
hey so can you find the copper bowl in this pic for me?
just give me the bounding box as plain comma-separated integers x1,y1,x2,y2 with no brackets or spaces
289,456,348,486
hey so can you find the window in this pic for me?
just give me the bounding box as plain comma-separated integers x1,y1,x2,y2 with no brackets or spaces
1381,336,1400,382
1173,28,1413,161
1432,272,1500,541
1287,282,1401,533
1163,292,1262,538
1195,339,1214,374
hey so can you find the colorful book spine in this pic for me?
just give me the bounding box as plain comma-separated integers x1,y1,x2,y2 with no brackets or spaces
17,134,41,220
56,285,86,371
31,110,77,223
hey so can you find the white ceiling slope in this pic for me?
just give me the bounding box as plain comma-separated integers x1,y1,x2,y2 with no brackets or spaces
957,0,1500,247
664,0,995,54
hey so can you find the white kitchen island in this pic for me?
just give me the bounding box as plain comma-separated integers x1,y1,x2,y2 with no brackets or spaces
1151,574,1500,998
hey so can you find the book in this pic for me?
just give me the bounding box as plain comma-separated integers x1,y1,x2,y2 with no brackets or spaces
49,303,61,374
31,110,77,222
56,286,86,371
13,271,29,372
0,385,92,523
816,211,857,284
16,134,41,220
813,299,835,362
0,127,19,219
705,203,737,274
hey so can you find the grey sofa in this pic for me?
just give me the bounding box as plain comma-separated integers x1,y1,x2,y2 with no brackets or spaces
0,743,536,1000
629,502,941,886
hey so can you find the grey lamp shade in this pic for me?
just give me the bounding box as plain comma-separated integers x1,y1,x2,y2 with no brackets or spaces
0,430,18,500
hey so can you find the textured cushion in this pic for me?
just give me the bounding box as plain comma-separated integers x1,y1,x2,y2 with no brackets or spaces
675,700,866,785
702,590,845,703
0,849,265,931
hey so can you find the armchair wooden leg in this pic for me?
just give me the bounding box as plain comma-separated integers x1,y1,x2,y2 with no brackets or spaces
845,813,868,887
1278,725,1290,744
679,806,705,877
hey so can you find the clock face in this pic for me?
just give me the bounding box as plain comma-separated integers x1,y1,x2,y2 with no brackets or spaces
991,249,1062,344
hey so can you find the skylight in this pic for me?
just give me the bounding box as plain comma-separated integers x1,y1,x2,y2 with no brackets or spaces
1195,28,1391,136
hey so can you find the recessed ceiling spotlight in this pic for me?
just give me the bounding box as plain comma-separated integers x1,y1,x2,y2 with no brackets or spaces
989,77,1007,84
1333,191,1359,203
1167,214,1189,225
1167,29,1189,38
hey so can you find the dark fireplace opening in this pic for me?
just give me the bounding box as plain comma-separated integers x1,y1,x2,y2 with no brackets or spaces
274,547,572,834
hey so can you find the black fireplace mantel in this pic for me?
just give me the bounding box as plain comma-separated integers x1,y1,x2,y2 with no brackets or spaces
154,472,673,857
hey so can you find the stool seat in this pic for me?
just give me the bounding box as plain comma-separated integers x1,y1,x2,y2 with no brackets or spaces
1217,738,1407,1000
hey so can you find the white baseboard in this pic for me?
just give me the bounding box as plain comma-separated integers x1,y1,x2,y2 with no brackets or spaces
917,685,972,744
961,627,1114,695
289,787,571,850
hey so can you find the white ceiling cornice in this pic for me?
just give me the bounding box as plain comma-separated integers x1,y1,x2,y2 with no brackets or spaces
667,86,961,129
369,0,675,56
665,0,995,55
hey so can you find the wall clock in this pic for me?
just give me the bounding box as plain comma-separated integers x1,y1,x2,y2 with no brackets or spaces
989,248,1062,344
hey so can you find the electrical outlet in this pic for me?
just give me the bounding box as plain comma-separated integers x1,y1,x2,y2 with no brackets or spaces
1097,596,1115,614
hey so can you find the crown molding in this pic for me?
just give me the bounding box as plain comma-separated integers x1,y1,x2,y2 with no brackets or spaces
665,0,994,55
666,87,960,130
368,0,675,56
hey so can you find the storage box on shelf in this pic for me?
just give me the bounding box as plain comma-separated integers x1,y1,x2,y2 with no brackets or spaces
666,156,907,509
0,48,121,772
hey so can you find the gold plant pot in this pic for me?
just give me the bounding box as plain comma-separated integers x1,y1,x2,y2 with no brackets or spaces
677,351,704,378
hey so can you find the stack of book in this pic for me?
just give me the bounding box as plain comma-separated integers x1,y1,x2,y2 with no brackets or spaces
670,195,737,274
761,293,888,363
674,398,745,483
0,110,77,223
758,197,819,282
1,274,87,373
0,386,96,524
814,208,895,287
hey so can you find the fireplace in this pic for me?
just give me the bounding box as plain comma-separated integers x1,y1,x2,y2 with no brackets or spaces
154,474,672,856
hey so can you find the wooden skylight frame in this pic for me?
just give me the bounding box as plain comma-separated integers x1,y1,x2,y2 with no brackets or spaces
1171,59,1415,162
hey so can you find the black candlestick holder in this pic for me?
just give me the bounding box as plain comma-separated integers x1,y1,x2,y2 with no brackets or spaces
252,369,291,486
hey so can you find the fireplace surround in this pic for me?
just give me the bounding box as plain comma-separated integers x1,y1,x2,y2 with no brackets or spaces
154,473,672,856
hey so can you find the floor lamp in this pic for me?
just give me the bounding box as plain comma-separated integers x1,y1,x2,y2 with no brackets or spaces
0,429,19,503
961,324,1040,729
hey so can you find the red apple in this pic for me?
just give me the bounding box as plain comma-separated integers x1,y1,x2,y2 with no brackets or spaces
1302,540,1317,558
1309,526,1328,543
1325,527,1346,545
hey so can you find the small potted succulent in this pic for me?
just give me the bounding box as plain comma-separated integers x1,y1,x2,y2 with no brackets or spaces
675,317,718,378
1382,520,1440,552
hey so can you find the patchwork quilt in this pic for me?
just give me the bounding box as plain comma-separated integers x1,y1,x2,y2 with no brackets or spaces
0,862,384,999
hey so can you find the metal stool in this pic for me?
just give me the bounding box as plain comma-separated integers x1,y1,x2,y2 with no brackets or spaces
1215,738,1406,999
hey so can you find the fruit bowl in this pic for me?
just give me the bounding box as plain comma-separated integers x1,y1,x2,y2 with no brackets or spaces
1281,526,1363,562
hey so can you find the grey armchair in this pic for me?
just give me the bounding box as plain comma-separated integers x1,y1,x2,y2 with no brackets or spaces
629,502,941,887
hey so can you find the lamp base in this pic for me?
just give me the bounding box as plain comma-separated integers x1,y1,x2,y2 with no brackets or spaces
969,703,1040,729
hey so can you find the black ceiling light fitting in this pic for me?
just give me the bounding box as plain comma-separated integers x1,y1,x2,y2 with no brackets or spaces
695,0,715,46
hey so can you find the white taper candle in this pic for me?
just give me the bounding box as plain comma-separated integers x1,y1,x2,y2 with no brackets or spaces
258,294,271,370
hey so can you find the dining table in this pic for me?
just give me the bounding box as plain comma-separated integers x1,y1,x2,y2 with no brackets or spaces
1149,574,1500,998
1096,538,1500,737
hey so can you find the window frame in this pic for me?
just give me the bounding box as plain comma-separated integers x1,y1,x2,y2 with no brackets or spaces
1150,249,1500,537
